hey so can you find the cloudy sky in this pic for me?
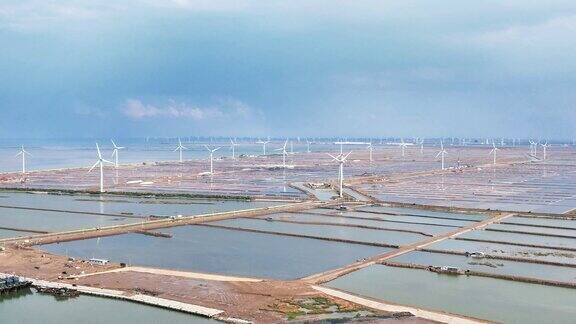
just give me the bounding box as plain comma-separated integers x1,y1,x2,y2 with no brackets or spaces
1,0,575,139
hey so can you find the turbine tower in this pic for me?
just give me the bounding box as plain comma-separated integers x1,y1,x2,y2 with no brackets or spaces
204,145,221,174
367,142,373,162
229,138,238,160
306,139,313,153
400,138,409,157
489,141,499,165
274,140,290,168
15,145,31,174
110,139,125,168
419,138,425,155
328,152,352,198
436,140,448,170
257,139,270,155
541,141,549,160
174,138,187,163
88,143,114,193
529,140,537,155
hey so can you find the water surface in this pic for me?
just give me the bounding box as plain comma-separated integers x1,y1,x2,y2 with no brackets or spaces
211,218,427,245
326,265,576,323
41,225,387,280
0,288,215,324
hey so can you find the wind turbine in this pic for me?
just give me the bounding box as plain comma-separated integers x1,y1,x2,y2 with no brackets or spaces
541,141,549,160
306,139,313,153
174,138,187,163
204,145,221,174
229,138,238,160
400,138,409,157
529,140,537,155
15,145,31,174
489,141,499,165
367,142,374,162
256,139,270,155
328,152,352,198
88,143,114,193
274,140,290,168
419,138,425,155
110,139,125,168
436,140,448,170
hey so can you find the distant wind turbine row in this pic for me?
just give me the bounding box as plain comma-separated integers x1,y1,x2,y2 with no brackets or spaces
13,137,561,195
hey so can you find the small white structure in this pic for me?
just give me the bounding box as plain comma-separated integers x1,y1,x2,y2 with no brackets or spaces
88,258,109,266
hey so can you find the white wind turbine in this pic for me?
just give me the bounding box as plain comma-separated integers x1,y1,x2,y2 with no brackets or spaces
204,145,221,174
400,138,409,157
256,139,270,155
436,140,448,170
489,141,499,165
419,138,425,155
328,152,352,198
529,140,537,155
110,139,125,168
541,141,549,160
15,145,31,174
229,138,239,160
367,142,374,162
174,138,187,163
88,143,114,193
274,140,290,168
306,139,313,153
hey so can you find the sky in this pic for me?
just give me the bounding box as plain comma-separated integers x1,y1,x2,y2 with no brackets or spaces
1,0,576,139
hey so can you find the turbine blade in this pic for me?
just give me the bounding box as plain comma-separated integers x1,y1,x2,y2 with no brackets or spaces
326,153,339,161
88,161,100,173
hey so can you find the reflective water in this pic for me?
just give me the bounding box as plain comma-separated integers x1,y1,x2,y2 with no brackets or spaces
266,213,454,235
326,265,576,324
391,250,576,283
356,205,487,221
0,191,280,217
430,239,576,265
41,225,387,280
0,228,32,239
0,288,215,324
0,208,138,232
0,191,281,235
461,230,576,249
503,216,576,229
489,223,576,237
343,211,471,227
211,218,427,245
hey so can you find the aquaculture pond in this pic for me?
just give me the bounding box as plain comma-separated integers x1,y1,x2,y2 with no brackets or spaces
430,238,576,265
326,265,576,323
266,212,455,235
343,211,472,227
356,205,487,221
210,218,428,246
0,228,32,239
460,229,576,249
0,191,281,217
391,251,576,283
0,288,216,324
0,208,139,233
41,225,388,280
